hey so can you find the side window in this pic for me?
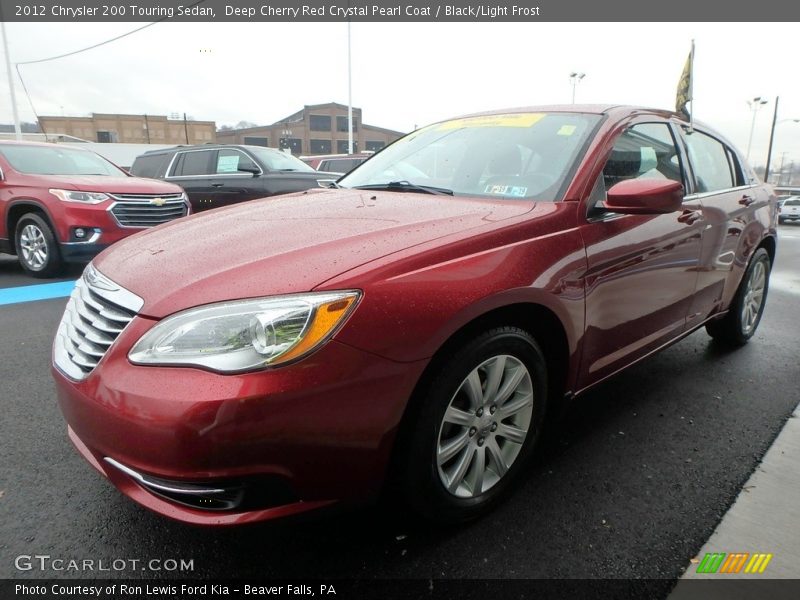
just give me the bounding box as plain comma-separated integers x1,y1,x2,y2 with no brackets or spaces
591,122,683,215
216,149,258,174
683,131,735,193
603,123,684,190
172,150,213,176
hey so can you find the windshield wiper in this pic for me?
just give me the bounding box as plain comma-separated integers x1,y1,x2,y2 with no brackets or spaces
352,181,453,195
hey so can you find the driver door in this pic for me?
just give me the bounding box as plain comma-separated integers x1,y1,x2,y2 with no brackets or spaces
578,121,704,389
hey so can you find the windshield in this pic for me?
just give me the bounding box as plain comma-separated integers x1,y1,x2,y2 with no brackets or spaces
340,112,600,201
0,144,127,176
247,147,315,172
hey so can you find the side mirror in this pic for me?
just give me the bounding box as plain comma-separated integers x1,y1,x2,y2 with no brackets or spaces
603,179,684,215
237,165,261,176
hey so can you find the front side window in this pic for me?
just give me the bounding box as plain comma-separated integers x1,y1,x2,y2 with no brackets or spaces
683,131,736,193
589,122,684,215
0,144,126,176
216,149,259,174
340,112,600,201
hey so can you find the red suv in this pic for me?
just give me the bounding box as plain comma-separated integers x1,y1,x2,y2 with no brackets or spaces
0,141,189,277
52,106,777,525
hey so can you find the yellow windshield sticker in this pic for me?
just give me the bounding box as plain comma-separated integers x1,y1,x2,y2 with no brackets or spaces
557,125,577,136
437,113,546,131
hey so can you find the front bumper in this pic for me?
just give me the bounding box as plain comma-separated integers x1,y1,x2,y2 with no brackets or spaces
53,318,426,525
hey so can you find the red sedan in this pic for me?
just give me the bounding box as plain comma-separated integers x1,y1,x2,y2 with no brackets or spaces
52,105,777,525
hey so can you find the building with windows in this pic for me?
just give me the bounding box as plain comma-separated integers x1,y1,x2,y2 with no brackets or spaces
215,103,405,155
37,113,217,145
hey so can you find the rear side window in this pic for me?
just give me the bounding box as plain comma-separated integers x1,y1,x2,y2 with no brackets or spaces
170,150,214,176
683,131,737,193
131,153,168,178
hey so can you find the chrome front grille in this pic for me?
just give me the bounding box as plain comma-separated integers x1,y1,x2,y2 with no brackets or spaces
108,193,188,228
54,265,144,381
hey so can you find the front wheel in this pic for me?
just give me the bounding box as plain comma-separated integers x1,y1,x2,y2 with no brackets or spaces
706,247,771,346
399,327,548,523
15,213,63,278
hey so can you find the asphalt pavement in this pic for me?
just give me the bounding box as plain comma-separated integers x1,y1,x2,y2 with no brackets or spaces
1,226,799,591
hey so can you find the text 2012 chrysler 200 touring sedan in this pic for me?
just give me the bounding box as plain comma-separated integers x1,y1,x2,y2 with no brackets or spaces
52,106,777,525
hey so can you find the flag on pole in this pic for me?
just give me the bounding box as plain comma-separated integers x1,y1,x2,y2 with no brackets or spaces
675,40,695,130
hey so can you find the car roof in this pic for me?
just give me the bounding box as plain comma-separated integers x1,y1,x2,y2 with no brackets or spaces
138,144,283,156
456,104,686,121
0,140,93,151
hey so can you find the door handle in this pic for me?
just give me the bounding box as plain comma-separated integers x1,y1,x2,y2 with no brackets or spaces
211,183,224,187
678,209,702,225
739,195,755,207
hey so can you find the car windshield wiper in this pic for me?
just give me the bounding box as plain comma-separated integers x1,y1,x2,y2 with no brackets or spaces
352,181,454,195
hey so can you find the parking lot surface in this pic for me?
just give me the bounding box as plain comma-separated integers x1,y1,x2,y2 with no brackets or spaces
1,226,799,586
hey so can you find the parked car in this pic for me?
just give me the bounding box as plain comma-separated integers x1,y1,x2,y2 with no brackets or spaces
301,152,373,175
130,144,336,212
53,106,777,525
778,196,800,223
0,141,189,277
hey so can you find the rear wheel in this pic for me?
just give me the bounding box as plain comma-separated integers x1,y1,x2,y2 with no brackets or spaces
15,213,63,278
399,327,548,523
706,247,770,346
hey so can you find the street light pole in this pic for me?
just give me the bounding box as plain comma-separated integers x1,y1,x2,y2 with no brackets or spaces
347,21,353,155
746,96,768,162
569,72,585,104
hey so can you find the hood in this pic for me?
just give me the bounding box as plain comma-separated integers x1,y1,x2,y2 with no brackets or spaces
41,175,183,194
93,188,533,317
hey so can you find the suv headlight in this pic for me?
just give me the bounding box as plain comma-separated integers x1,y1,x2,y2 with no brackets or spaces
128,291,360,373
49,189,110,204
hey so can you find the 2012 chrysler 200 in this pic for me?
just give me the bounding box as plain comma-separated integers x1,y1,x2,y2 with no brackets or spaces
52,106,777,525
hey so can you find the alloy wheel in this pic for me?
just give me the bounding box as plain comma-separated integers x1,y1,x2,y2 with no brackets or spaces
436,355,534,498
19,223,48,270
741,260,766,335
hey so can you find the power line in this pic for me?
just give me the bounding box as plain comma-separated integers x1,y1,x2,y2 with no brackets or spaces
15,1,205,65
8,0,205,130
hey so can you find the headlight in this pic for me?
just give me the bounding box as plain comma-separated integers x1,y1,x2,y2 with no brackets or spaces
128,291,360,373
50,189,110,204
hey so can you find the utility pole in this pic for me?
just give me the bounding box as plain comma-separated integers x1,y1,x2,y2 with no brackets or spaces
777,152,788,186
183,113,189,144
1,22,22,140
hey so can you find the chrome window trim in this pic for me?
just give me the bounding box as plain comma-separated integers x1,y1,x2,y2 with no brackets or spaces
683,183,758,201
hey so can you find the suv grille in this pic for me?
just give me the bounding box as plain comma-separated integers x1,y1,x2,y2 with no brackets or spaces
54,266,144,381
109,193,188,228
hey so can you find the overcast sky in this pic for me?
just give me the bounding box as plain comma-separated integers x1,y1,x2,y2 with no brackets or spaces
1,21,799,167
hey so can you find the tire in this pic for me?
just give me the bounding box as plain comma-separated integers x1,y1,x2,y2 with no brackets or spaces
706,247,770,346
778,217,785,225
15,213,63,278
398,326,548,523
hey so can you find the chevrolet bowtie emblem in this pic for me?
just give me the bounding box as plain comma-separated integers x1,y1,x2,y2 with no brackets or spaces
150,197,166,206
